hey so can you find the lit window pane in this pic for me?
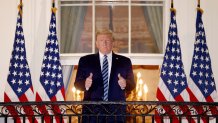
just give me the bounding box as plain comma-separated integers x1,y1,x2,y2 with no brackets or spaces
60,6,93,53
131,6,163,53
95,6,129,53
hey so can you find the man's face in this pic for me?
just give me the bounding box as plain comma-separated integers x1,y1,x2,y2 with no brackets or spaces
96,34,113,55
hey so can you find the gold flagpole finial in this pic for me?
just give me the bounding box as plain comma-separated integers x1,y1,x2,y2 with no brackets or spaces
170,0,176,13
52,7,57,13
197,7,204,14
51,0,57,14
197,0,203,14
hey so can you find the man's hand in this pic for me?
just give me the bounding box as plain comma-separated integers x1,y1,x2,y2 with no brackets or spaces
118,73,126,90
85,73,93,91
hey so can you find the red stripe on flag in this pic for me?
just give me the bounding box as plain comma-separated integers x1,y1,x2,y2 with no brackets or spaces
175,94,196,123
51,96,64,123
35,93,51,123
186,87,207,123
156,88,179,123
156,88,167,101
61,87,65,100
206,96,217,115
4,93,21,123
186,87,198,102
19,93,38,123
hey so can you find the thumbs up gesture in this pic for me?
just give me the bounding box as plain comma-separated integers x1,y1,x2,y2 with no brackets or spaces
118,73,126,90
85,73,93,91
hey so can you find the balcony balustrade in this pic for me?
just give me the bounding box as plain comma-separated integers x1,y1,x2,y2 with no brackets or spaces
0,101,218,123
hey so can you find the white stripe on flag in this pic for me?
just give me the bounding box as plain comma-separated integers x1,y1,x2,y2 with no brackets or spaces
157,79,175,101
56,89,65,101
188,78,206,102
5,83,19,101
35,83,51,101
25,88,35,101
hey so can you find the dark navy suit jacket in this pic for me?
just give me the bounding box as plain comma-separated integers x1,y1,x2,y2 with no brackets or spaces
74,52,135,123
75,52,135,101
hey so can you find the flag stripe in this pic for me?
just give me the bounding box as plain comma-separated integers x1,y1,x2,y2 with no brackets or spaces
4,93,22,123
157,79,175,101
188,79,206,101
35,93,52,123
4,83,20,101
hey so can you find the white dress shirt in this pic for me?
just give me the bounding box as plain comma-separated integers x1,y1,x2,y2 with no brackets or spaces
99,51,112,84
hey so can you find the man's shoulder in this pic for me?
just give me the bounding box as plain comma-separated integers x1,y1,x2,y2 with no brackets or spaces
80,53,97,60
113,53,130,61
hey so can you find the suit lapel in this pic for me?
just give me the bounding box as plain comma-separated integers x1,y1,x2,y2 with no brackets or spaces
109,52,118,83
94,53,102,77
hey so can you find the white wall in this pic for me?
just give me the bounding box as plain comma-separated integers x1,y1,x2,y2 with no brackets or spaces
0,0,51,102
0,0,218,102
172,0,218,92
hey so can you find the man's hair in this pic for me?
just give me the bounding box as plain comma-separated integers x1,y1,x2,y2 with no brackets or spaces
95,29,114,40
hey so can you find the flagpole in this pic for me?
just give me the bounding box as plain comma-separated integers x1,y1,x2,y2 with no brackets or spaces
170,0,176,13
197,0,200,8
19,0,23,16
171,0,174,8
52,0,55,8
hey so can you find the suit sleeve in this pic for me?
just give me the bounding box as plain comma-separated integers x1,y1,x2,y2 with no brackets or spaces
74,57,87,91
125,59,136,91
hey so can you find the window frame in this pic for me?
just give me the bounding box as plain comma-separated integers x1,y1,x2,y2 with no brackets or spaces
58,0,167,65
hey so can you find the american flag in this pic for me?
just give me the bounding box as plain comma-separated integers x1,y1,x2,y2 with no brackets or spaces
188,8,217,114
35,7,65,123
4,5,38,123
156,9,196,123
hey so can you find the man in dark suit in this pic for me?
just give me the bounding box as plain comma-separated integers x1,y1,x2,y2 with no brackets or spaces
74,29,135,123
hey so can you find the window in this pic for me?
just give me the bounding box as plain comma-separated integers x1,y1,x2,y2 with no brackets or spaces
59,0,165,101
59,0,165,65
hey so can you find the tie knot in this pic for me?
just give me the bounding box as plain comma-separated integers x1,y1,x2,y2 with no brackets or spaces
104,55,107,58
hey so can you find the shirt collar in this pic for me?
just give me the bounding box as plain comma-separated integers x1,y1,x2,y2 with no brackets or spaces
99,51,112,60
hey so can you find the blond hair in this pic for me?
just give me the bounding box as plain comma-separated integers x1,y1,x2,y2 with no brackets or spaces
95,29,114,40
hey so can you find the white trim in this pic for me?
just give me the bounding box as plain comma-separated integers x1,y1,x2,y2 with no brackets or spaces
128,0,131,54
92,0,96,53
60,0,165,1
60,3,164,7
60,4,93,6
60,54,163,65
